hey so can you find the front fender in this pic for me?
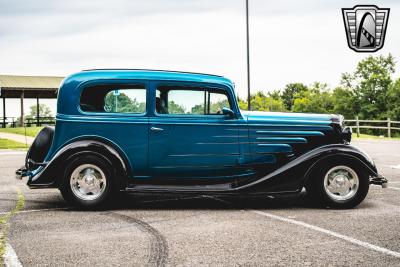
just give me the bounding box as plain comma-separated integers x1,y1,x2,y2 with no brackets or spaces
27,139,131,188
236,144,379,193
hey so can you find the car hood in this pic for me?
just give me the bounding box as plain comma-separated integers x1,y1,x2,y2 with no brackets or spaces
240,110,343,125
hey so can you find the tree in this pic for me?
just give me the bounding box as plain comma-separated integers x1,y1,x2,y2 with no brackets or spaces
341,54,395,119
210,99,230,114
292,83,334,114
387,78,400,121
246,91,287,112
238,98,247,110
281,83,308,111
104,93,145,113
238,92,286,112
331,87,358,119
191,104,205,114
26,104,53,119
218,54,399,120
167,100,186,114
267,90,282,101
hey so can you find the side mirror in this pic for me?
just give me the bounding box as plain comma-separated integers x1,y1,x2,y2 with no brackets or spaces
222,107,235,118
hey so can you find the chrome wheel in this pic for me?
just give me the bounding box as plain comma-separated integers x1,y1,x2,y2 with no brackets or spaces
324,166,359,201
70,164,107,201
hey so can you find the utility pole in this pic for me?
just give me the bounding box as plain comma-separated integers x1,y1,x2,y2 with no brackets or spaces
246,0,251,110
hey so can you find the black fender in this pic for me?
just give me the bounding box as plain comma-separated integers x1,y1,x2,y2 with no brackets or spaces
27,138,131,189
235,144,378,193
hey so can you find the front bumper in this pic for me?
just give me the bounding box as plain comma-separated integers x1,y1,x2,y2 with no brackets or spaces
370,174,388,188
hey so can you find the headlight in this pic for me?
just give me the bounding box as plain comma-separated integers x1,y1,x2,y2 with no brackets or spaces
341,126,352,143
338,115,345,127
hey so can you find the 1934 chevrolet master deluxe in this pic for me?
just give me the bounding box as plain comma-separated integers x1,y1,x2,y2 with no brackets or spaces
16,69,387,208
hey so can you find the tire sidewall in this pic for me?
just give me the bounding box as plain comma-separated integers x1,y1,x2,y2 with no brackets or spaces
60,154,114,208
308,159,369,209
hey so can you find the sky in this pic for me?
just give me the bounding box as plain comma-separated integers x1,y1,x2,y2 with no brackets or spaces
0,0,399,117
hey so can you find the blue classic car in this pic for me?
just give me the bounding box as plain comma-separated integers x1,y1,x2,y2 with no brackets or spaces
16,69,387,208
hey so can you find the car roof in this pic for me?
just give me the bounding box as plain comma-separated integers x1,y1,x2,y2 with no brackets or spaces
62,69,234,88
57,69,236,115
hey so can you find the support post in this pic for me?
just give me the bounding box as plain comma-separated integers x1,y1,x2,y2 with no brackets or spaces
246,0,251,111
20,91,24,127
388,118,391,138
2,97,5,128
36,97,40,127
356,116,360,137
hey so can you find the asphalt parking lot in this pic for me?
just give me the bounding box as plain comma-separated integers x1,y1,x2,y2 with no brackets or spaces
1,139,400,266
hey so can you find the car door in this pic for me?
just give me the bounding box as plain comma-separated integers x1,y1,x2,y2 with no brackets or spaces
148,82,242,180
75,81,149,178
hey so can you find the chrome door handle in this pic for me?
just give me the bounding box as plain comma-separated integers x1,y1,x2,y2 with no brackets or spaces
150,126,164,132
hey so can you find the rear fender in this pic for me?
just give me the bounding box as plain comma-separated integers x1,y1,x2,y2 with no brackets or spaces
28,138,131,188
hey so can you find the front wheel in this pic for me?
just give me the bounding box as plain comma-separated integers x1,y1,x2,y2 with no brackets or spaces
306,161,369,209
60,154,115,208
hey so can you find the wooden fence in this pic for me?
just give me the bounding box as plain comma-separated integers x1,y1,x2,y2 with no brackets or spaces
344,117,400,138
1,117,56,128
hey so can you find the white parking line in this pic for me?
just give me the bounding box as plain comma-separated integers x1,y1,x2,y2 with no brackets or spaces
0,207,69,216
207,196,400,259
388,187,400,191
0,151,26,156
2,207,69,266
4,243,23,267
251,210,400,259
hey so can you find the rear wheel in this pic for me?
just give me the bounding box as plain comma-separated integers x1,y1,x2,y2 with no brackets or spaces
60,154,115,208
306,161,369,209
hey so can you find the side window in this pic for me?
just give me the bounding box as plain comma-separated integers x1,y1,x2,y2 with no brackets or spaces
209,92,230,114
104,89,146,113
80,84,146,114
156,86,231,115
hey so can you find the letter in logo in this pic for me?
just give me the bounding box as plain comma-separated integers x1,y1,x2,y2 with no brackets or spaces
342,5,390,52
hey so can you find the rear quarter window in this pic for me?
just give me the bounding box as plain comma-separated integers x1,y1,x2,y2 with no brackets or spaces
80,84,146,114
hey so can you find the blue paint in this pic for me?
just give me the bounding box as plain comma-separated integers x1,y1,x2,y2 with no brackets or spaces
45,69,340,181
256,137,307,143
255,130,325,136
256,144,293,153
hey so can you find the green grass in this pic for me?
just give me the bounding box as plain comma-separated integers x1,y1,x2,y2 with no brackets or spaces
0,127,44,137
0,189,25,265
0,139,27,149
353,133,400,140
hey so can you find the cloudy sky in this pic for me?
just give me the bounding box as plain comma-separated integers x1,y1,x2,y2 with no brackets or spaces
0,0,399,117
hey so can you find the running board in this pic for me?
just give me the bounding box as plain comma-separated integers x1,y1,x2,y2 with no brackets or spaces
125,183,232,193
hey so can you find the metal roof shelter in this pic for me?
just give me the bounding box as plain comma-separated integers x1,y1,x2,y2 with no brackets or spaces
0,75,64,127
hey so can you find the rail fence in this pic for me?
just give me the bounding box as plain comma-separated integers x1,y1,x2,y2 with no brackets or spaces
344,117,400,138
1,117,56,128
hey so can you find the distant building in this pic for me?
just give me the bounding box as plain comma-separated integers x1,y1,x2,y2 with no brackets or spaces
0,75,64,127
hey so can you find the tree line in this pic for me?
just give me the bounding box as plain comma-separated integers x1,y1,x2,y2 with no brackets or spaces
238,54,400,120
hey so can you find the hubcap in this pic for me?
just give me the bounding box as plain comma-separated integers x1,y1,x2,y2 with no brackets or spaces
323,165,359,201
70,164,107,201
